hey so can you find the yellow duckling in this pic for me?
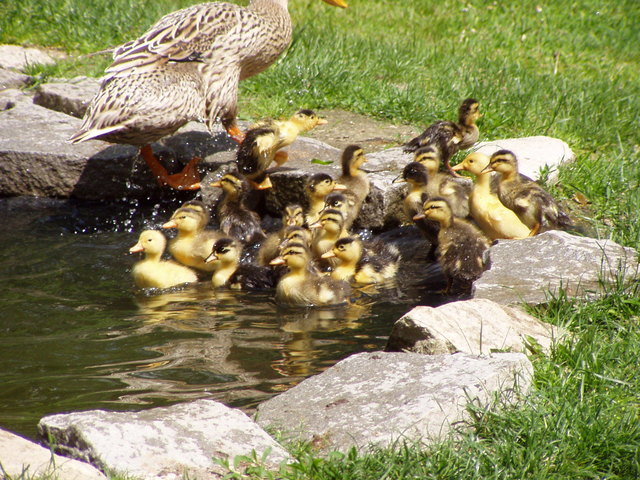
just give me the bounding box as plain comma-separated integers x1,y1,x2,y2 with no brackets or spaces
414,146,471,218
485,150,573,235
321,236,400,284
337,145,370,228
452,152,531,240
237,109,328,189
205,237,277,289
304,173,347,226
129,230,198,289
210,172,265,244
414,198,490,294
270,242,351,306
309,208,349,263
162,200,222,272
257,204,305,266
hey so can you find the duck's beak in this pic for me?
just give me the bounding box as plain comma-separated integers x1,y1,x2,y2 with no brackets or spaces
269,256,285,266
481,164,494,173
209,180,222,188
412,212,426,221
392,173,404,183
250,175,273,190
451,163,465,172
129,242,144,253
205,252,218,263
308,221,322,230
332,183,347,191
162,220,177,229
316,118,329,125
321,0,348,8
320,250,336,259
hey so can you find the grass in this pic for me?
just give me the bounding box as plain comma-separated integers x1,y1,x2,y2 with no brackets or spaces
2,0,640,479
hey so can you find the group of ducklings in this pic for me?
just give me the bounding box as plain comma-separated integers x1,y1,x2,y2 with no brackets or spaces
130,99,574,303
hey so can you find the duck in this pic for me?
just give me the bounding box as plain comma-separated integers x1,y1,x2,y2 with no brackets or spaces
321,236,401,284
309,208,349,264
414,198,490,294
205,237,277,289
210,172,266,244
269,242,351,306
403,98,482,174
414,146,471,218
304,173,347,226
237,109,328,189
337,145,370,227
161,200,222,272
129,230,199,289
451,152,531,240
485,150,573,235
257,204,305,266
68,0,347,190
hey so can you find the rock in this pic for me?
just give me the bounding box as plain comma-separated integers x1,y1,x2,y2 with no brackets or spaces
0,67,32,90
33,76,100,118
0,87,33,110
0,44,57,71
255,351,533,453
38,399,290,480
0,427,106,480
473,230,639,305
473,136,575,183
385,298,566,355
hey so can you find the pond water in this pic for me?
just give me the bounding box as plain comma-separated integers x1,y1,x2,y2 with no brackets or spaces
0,196,451,440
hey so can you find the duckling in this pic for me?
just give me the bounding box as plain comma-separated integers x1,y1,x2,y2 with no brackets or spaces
403,98,482,174
414,146,470,218
304,173,347,226
269,242,351,306
321,236,400,284
323,191,351,224
337,145,370,227
162,200,222,272
129,230,198,289
414,198,490,294
210,172,265,244
205,237,277,289
237,109,328,189
257,204,305,266
309,208,349,264
485,150,573,235
452,152,531,240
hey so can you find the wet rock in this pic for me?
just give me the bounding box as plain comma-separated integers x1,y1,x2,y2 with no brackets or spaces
0,44,58,71
255,351,533,453
33,76,100,118
385,298,566,355
38,399,290,480
0,67,32,90
473,230,639,305
0,427,106,480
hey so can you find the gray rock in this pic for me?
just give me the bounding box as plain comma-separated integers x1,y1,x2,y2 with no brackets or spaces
386,298,566,355
0,44,57,71
0,427,106,480
33,76,100,118
0,87,33,111
473,230,639,305
0,67,32,90
255,351,533,453
38,399,290,480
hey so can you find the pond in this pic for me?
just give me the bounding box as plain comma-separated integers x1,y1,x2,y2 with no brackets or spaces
0,195,451,439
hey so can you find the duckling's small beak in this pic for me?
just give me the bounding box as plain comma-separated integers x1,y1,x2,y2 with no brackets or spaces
250,176,273,190
412,212,426,221
308,221,322,230
316,118,328,125
481,164,494,173
129,242,144,253
392,173,404,183
321,0,348,8
332,183,347,191
451,163,465,172
205,252,218,263
269,256,285,266
162,220,177,229
209,181,222,188
320,251,336,259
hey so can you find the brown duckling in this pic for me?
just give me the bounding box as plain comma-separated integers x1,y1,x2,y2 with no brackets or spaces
257,204,305,266
309,208,349,263
321,236,400,284
129,230,198,289
205,237,277,290
304,173,347,226
269,242,351,306
162,200,222,273
485,150,573,235
337,145,370,227
237,109,328,189
414,146,470,218
322,191,351,225
414,198,490,294
452,152,531,240
210,172,265,244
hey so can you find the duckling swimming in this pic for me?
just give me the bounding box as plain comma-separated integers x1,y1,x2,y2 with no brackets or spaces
486,150,573,235
414,198,490,294
129,230,198,289
270,242,351,306
304,173,346,226
337,145,370,228
205,237,277,289
452,152,531,240
257,204,305,266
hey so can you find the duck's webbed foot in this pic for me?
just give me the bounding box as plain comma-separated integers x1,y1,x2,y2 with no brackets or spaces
140,145,201,190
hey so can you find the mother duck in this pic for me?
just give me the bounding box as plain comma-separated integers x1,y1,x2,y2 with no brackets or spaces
69,0,348,190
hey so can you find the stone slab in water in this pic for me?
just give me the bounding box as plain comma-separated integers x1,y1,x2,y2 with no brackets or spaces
385,298,566,355
473,230,639,305
0,427,106,480
38,399,290,480
255,351,533,453
33,76,100,118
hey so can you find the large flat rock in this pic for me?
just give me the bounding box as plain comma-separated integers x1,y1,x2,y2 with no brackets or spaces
255,351,532,453
38,399,290,480
33,76,100,118
473,230,639,305
0,44,58,71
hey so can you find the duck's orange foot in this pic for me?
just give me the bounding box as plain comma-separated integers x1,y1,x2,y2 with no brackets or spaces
227,124,246,144
140,145,201,190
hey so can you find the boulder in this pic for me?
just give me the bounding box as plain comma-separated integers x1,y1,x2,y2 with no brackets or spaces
0,427,106,480
473,230,639,305
0,44,58,71
0,67,32,90
255,351,533,453
33,76,100,118
38,399,290,480
385,298,566,355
